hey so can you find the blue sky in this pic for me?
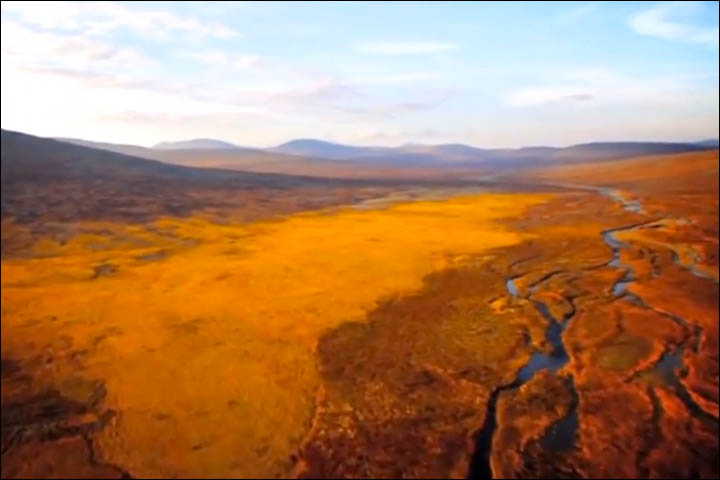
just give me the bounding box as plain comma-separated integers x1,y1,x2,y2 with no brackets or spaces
1,1,718,147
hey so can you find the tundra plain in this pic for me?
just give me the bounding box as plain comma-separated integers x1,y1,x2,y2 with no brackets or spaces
1,133,718,479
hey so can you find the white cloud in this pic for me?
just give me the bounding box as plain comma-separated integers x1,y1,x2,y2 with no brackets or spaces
1,1,239,39
185,51,260,69
629,2,718,47
232,56,261,69
266,81,359,107
506,86,595,107
1,20,152,70
353,72,443,85
355,41,458,54
335,99,445,117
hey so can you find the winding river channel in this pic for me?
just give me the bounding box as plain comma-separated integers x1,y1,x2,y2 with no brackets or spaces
599,201,717,424
469,184,718,479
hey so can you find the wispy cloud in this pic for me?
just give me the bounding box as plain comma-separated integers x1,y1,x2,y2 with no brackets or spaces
14,66,193,97
352,72,443,85
333,89,454,120
629,2,718,47
1,1,239,39
185,51,261,69
554,2,604,25
505,67,715,108
267,82,362,109
336,100,440,116
506,86,596,107
1,20,152,70
355,41,458,54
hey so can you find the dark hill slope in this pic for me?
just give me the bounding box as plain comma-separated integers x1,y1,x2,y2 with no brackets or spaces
0,130,383,229
4,130,335,187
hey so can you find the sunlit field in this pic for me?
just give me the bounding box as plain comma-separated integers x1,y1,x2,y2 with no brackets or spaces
2,193,549,477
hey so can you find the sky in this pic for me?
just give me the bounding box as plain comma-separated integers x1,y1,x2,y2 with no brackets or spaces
1,1,718,148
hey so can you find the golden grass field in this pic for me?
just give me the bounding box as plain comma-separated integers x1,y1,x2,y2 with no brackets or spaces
2,193,550,478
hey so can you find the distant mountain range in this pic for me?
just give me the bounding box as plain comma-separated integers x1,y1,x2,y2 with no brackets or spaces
270,138,717,165
271,139,388,159
53,137,363,178
46,134,720,179
694,139,719,148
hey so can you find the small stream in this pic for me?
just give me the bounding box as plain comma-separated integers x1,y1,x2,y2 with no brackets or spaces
469,184,716,478
602,228,638,298
469,278,577,478
647,347,718,424
516,298,569,381
598,187,645,214
540,181,646,214
599,192,718,427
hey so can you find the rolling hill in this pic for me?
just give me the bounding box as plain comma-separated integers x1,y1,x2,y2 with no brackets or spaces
4,130,336,187
523,149,720,194
0,129,388,230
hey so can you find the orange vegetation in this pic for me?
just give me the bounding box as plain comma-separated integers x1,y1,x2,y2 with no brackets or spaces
529,150,719,194
1,193,549,478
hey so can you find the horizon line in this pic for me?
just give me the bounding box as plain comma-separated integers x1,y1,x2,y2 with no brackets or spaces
3,127,717,152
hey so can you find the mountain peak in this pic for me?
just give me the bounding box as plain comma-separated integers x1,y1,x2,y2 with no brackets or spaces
153,138,240,150
272,138,370,159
